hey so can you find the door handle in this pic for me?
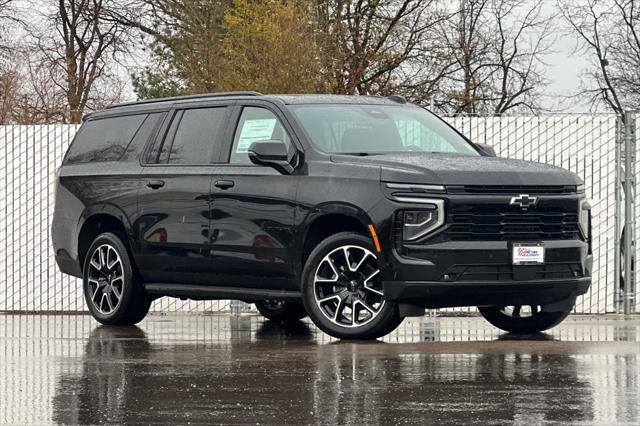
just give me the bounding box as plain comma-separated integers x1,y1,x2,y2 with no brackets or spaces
214,180,235,190
147,180,165,189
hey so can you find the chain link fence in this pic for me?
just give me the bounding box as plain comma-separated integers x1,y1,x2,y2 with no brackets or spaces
0,115,637,313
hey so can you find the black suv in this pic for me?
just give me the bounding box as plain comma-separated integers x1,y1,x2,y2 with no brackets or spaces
52,92,592,339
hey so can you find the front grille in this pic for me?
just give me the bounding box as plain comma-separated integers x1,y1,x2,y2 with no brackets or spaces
446,185,578,195
445,207,581,241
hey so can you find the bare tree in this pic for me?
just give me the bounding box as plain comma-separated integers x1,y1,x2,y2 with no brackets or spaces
319,0,449,96
489,0,553,114
559,0,640,113
0,61,20,123
30,0,133,122
436,0,554,115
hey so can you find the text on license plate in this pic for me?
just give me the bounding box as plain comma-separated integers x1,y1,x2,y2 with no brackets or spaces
512,244,545,264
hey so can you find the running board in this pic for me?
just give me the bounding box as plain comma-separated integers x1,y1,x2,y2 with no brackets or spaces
144,283,302,302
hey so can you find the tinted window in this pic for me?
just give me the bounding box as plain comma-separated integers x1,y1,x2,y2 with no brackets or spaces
230,107,291,165
64,114,147,164
121,112,165,162
166,107,227,165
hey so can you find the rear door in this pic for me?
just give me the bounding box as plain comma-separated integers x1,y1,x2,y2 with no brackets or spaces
207,102,301,290
136,101,233,285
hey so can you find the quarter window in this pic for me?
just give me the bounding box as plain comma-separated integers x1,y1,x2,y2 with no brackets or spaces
165,107,227,165
230,107,291,165
64,114,147,164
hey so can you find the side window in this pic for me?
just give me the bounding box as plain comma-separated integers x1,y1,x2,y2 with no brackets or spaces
121,112,165,162
229,107,291,165
64,114,147,164
163,107,227,165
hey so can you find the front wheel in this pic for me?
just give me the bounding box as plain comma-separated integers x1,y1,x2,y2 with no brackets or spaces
478,305,572,333
301,232,402,340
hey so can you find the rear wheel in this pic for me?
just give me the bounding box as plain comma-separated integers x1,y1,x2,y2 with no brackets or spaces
301,232,402,340
478,304,571,333
255,300,307,321
83,232,151,325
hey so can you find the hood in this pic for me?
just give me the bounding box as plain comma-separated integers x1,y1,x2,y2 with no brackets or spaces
330,153,581,186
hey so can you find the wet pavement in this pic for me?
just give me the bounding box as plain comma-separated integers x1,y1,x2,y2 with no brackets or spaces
1,314,639,425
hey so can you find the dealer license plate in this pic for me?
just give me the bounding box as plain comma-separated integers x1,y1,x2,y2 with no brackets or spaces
512,243,545,265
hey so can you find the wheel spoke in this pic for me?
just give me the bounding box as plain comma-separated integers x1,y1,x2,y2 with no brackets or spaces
355,299,376,315
105,293,114,311
99,247,107,269
90,258,101,271
352,251,370,272
91,285,100,301
342,247,353,271
334,297,346,322
318,293,342,304
112,285,122,300
316,257,339,282
363,270,383,295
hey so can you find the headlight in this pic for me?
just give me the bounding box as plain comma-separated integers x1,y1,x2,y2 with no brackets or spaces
579,198,591,239
401,200,445,241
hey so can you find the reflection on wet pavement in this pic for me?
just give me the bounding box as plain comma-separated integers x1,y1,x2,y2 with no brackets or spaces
1,314,639,425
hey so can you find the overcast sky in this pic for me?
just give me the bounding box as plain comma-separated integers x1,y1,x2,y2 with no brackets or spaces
14,0,597,113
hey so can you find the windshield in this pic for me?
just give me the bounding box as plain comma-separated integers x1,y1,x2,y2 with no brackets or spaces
289,104,479,156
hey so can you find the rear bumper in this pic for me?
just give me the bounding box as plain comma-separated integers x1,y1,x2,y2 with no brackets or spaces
55,251,83,278
383,276,591,309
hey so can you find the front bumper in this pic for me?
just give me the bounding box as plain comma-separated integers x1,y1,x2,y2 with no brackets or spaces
381,238,592,309
383,276,591,309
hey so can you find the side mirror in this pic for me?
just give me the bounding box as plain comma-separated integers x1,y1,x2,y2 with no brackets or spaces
475,143,497,157
248,139,299,174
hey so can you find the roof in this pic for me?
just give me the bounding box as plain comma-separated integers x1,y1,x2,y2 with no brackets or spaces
112,92,406,108
85,92,408,120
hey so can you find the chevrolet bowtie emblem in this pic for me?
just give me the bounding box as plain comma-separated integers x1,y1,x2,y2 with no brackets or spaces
510,194,537,210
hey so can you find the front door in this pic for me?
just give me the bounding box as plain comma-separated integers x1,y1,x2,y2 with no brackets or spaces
136,104,232,284
208,104,300,290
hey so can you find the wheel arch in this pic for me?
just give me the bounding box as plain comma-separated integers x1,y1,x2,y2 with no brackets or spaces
298,202,374,271
77,205,135,269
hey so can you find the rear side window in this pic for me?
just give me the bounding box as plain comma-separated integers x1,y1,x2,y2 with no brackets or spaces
161,107,227,165
64,114,147,164
120,113,165,162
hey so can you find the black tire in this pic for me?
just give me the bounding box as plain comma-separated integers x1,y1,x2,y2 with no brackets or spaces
255,300,308,321
301,232,401,340
83,232,151,325
478,305,572,334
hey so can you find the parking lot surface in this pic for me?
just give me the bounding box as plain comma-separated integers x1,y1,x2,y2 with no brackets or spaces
1,313,638,425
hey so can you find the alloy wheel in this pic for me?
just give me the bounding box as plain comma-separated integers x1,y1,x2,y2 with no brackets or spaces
87,244,124,314
313,245,385,328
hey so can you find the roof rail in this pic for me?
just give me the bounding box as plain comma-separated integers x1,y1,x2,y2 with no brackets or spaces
387,94,407,104
105,91,263,109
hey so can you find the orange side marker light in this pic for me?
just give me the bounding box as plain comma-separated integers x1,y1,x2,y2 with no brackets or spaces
368,224,382,253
